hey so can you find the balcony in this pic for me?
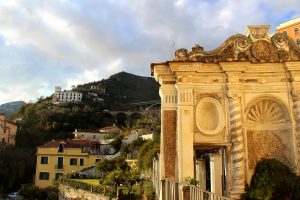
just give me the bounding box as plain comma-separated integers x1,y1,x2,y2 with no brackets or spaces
55,164,64,170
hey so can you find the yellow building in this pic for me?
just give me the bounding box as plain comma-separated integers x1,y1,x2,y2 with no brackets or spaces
0,113,17,151
35,139,104,188
276,16,300,46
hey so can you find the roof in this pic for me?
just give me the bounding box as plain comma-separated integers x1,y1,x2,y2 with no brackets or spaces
39,139,99,148
74,129,101,133
277,17,300,30
99,125,120,131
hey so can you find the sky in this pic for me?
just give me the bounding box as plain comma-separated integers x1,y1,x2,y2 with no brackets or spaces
0,0,299,104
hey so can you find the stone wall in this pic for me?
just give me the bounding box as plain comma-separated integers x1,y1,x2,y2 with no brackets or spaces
59,185,114,200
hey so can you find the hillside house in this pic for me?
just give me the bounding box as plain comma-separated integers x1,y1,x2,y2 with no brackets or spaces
35,139,104,188
0,113,17,150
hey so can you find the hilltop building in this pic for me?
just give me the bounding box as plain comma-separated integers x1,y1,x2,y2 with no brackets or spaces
52,86,82,104
73,125,120,141
152,25,300,199
0,113,17,150
35,139,105,188
277,17,300,46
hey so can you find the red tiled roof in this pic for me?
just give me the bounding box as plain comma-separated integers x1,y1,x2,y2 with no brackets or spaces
39,139,99,148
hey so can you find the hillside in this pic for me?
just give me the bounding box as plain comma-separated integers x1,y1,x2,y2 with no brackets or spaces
76,71,160,110
12,72,160,149
0,101,26,116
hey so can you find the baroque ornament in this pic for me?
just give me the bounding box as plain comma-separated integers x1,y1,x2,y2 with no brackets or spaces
251,40,277,62
247,99,288,124
173,26,300,63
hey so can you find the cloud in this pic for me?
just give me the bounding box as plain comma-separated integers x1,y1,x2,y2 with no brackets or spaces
0,0,299,104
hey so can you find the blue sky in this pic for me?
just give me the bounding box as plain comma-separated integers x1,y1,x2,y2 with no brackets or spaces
0,0,299,104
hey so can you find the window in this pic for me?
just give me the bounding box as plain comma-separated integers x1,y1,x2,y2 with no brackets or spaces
80,158,84,166
95,158,101,164
295,28,299,35
283,31,287,35
55,173,63,180
39,172,49,180
58,144,64,152
56,157,63,169
41,156,48,164
297,39,300,45
1,138,5,143
93,135,96,139
70,158,77,165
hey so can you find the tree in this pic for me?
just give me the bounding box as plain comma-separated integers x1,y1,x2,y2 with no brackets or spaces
103,168,141,196
96,157,130,175
109,135,123,152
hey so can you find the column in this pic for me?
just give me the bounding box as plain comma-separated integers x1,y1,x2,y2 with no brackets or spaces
195,159,206,190
210,154,223,195
227,91,246,198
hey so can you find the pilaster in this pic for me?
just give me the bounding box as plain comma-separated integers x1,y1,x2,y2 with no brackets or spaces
160,84,177,179
285,61,300,175
176,84,194,183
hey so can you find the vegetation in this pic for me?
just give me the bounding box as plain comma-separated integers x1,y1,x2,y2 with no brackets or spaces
97,157,142,199
242,159,300,200
137,140,160,171
0,146,35,193
143,179,155,196
185,177,199,186
0,72,160,194
20,185,58,200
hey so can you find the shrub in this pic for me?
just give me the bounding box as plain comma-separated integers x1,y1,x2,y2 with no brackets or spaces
144,180,155,196
242,159,300,200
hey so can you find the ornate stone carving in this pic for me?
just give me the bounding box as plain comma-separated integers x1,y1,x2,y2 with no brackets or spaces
227,91,241,100
278,49,290,61
173,26,300,63
174,48,188,61
247,99,288,124
246,26,270,41
251,40,277,62
247,131,292,169
195,93,222,101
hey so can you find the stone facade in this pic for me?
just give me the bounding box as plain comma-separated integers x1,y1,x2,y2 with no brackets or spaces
152,26,300,199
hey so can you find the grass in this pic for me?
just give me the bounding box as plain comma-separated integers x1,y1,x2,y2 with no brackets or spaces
73,179,101,185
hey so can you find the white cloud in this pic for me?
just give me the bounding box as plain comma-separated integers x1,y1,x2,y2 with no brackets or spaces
0,0,299,104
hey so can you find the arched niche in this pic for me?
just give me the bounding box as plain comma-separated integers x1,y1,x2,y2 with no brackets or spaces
245,96,293,172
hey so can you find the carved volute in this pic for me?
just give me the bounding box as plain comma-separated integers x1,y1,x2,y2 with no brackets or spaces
173,25,300,63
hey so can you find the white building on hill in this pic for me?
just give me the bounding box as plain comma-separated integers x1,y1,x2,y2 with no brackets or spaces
53,86,82,104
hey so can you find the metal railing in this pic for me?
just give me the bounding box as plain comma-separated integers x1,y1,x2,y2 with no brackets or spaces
190,186,231,200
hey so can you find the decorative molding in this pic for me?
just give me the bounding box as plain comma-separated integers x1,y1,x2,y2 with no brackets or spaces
195,93,222,101
247,99,288,124
173,26,300,63
195,97,225,135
